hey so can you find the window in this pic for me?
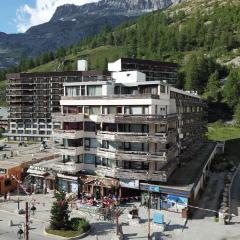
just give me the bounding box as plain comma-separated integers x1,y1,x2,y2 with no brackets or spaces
89,106,101,115
84,154,95,164
66,87,79,96
95,157,101,166
143,106,149,114
81,86,85,96
117,106,122,114
131,106,142,115
84,122,96,132
87,86,102,96
160,85,165,93
108,107,117,114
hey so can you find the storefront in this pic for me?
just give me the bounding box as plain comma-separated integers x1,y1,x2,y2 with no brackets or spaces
140,183,190,213
83,176,119,199
57,174,78,194
119,179,140,197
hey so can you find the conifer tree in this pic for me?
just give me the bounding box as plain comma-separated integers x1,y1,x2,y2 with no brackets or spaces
50,192,70,230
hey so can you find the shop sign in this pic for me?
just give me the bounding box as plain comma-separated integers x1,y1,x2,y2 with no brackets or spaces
120,179,139,189
140,183,160,193
160,194,188,212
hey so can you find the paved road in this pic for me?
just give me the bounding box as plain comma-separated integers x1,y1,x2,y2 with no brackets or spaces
230,167,240,216
0,210,55,240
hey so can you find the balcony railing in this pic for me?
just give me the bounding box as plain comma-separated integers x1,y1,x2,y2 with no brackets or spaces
61,94,160,101
54,145,84,156
52,113,84,123
97,147,170,162
96,166,168,182
96,130,176,143
53,161,84,174
97,114,177,124
53,129,84,139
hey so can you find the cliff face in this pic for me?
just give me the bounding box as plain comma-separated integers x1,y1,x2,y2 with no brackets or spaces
0,0,181,69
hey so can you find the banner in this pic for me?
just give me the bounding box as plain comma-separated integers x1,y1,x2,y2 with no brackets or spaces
119,179,139,189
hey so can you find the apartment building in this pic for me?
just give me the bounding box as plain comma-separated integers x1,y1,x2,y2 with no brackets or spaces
6,67,109,142
51,68,206,199
108,58,178,85
0,107,8,130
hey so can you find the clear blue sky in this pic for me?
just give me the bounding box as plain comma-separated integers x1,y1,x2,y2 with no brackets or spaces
0,1,34,33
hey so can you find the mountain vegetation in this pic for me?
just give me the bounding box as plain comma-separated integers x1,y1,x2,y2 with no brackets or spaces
0,0,178,69
1,0,240,121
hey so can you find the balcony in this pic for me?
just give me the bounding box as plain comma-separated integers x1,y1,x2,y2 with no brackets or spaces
97,114,177,124
96,166,168,182
52,113,84,123
54,145,84,156
96,131,176,143
97,148,170,162
53,129,84,139
53,161,84,174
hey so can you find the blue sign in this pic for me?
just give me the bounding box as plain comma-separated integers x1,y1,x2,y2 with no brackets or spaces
140,184,160,193
153,213,164,224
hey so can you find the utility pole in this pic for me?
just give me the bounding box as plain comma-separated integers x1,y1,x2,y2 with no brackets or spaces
25,202,29,240
17,182,20,210
148,189,151,240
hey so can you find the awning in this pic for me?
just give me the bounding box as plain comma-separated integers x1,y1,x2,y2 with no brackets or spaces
27,169,47,176
57,173,78,181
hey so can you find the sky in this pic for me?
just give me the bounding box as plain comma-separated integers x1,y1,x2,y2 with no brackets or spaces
0,0,99,34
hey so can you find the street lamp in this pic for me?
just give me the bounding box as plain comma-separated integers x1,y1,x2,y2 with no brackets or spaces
146,171,151,240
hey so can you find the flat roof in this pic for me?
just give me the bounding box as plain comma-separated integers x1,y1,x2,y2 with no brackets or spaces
166,142,216,187
0,142,58,170
120,58,178,68
6,70,110,79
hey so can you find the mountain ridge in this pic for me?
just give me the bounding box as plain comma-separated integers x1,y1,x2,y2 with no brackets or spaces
0,0,180,69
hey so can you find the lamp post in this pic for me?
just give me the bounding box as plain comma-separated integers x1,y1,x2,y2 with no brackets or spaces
146,171,151,240
147,188,151,240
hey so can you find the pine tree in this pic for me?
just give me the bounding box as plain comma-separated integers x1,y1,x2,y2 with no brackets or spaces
50,192,70,230
234,103,240,125
203,71,220,101
223,68,240,108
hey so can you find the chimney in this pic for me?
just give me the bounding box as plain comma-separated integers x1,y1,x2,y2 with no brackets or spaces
77,60,88,71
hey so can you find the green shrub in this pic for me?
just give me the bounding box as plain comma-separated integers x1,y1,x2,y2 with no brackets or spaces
70,218,90,232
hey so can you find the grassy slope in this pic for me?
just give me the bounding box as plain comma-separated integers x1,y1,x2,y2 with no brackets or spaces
207,126,240,141
207,124,240,165
29,45,126,72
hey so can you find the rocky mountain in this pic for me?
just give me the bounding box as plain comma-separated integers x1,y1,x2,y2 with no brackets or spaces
0,0,181,69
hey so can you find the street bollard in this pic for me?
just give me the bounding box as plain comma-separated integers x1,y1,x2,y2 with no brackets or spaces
9,220,13,226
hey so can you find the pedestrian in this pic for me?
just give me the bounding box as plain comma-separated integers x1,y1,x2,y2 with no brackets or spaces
4,192,7,201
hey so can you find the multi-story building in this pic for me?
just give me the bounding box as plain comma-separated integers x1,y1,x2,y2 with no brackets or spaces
5,58,178,142
6,67,110,142
0,107,8,131
51,67,207,199
108,58,178,85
